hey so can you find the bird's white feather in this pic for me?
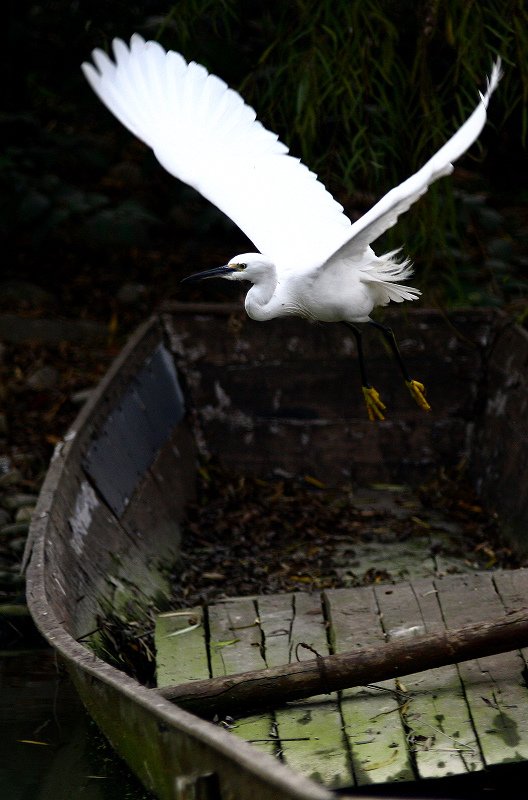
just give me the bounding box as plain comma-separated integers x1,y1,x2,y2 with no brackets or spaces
323,59,502,271
82,35,352,270
83,37,501,316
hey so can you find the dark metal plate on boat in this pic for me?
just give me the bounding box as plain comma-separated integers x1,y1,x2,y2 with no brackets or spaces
83,343,185,516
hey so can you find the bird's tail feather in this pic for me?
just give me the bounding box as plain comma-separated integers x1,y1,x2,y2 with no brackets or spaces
360,250,421,304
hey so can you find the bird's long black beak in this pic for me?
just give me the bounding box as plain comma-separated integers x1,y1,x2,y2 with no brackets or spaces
181,265,237,283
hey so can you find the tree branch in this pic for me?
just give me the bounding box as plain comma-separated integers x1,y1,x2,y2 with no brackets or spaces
156,609,528,718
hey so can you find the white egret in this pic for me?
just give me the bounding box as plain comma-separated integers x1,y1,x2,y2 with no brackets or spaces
83,35,501,420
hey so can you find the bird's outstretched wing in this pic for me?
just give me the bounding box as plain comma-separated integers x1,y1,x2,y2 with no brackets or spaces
82,35,351,269
322,59,502,270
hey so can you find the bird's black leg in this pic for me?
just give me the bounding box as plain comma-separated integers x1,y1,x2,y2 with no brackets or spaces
368,320,431,411
343,322,386,421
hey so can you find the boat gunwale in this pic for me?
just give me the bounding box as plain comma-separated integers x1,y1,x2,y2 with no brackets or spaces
24,310,337,800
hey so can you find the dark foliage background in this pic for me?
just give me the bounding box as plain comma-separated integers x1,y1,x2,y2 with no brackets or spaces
2,0,528,327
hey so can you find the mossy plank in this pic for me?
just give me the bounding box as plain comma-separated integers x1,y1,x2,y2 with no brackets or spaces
493,569,528,640
435,573,528,766
258,593,353,789
154,607,208,687
257,593,295,667
375,579,483,778
154,573,528,788
324,586,414,785
208,597,262,675
208,598,275,753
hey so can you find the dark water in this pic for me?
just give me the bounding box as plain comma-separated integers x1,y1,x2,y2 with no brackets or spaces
4,639,528,799
0,646,152,800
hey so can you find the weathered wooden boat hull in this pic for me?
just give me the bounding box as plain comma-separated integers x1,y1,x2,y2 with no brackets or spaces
25,305,528,800
25,311,338,800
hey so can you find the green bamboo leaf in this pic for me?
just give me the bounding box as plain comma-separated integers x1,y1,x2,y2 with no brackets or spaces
213,639,240,648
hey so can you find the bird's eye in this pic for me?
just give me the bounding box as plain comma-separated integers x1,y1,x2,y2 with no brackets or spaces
238,263,247,270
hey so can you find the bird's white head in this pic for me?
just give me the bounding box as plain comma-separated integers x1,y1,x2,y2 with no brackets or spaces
182,253,275,285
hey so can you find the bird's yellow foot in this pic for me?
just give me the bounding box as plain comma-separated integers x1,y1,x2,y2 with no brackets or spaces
406,380,431,412
362,386,386,421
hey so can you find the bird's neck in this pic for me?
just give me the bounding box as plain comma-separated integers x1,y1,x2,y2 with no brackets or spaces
244,269,278,321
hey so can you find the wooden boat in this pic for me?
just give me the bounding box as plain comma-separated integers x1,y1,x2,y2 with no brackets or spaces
25,303,528,800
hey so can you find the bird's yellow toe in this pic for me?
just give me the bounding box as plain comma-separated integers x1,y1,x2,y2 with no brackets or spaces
362,386,387,421
406,380,431,412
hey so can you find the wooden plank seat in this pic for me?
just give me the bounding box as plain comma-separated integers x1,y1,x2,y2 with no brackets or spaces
155,570,528,791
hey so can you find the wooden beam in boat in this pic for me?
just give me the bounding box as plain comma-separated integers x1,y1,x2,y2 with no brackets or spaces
157,607,528,718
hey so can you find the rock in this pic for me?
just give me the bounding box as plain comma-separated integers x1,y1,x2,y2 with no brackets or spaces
0,468,23,488
0,603,30,617
25,365,60,390
8,537,27,554
0,522,29,536
15,506,35,523
1,493,39,511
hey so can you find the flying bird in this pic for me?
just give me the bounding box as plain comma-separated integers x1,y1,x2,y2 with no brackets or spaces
83,35,501,420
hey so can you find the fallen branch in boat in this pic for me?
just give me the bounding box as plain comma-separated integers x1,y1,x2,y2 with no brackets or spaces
156,608,528,717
